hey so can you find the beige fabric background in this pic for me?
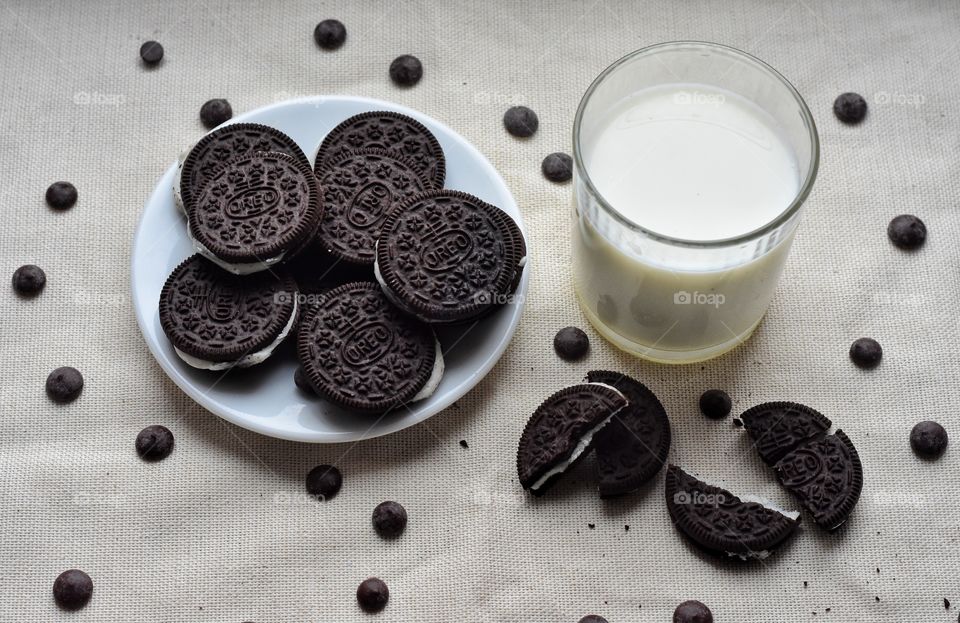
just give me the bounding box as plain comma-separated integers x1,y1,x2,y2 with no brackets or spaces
1,0,957,621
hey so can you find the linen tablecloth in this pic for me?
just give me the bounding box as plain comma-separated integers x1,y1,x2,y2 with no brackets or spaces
1,1,957,621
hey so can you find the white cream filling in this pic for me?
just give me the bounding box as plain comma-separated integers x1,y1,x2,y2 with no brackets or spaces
190,232,286,276
172,143,194,216
530,383,626,491
411,338,445,401
174,298,298,370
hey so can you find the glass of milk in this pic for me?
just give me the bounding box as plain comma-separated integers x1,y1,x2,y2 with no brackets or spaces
572,41,819,363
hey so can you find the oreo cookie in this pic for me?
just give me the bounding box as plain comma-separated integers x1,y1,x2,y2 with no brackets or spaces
316,111,446,188
665,465,800,561
188,152,321,274
774,431,863,530
316,149,431,266
159,254,298,369
585,370,671,497
297,281,442,413
740,402,832,465
375,190,526,324
516,383,628,495
176,122,308,215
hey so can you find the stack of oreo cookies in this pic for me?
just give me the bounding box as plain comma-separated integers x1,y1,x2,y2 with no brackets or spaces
159,110,526,415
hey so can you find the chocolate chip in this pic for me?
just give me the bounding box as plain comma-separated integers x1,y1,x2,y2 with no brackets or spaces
698,389,731,419
45,181,78,210
389,54,422,87
833,92,867,124
139,40,163,65
12,264,46,296
849,338,882,369
53,569,93,610
46,366,83,403
200,98,233,129
673,600,713,623
542,152,572,182
910,421,948,459
372,501,407,538
887,214,927,250
356,577,389,612
503,106,539,137
314,19,346,49
459,439,468,448
306,464,342,499
945,597,951,610
554,326,589,361
578,616,609,623
732,418,743,427
136,425,175,461
294,366,316,395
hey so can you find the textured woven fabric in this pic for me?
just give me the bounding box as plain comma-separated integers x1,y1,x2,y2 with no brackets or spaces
1,0,957,621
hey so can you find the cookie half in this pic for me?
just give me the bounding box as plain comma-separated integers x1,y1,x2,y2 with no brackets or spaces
517,384,628,495
297,281,442,413
177,123,308,214
375,190,525,324
774,430,863,530
585,370,671,497
188,151,321,274
316,111,446,188
316,149,431,266
159,254,298,370
740,402,832,465
665,465,800,561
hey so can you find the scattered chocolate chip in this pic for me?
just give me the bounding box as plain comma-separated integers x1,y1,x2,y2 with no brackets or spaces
136,425,175,461
46,366,83,403
294,366,316,395
12,264,46,296
459,439,468,448
624,524,629,531
389,54,422,87
732,418,743,427
541,152,572,182
587,523,595,529
698,389,731,419
356,577,389,612
313,19,346,49
53,569,93,611
372,501,407,538
887,214,927,250
199,98,233,129
910,421,948,459
578,616,609,623
554,326,589,360
833,92,867,124
945,598,951,610
306,464,342,499
503,106,539,137
849,338,882,369
673,600,713,623
139,40,163,65
45,181,78,210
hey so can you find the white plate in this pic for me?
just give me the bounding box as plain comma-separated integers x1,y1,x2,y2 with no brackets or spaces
131,96,528,443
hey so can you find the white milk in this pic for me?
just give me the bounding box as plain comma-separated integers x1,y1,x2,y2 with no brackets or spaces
573,83,802,362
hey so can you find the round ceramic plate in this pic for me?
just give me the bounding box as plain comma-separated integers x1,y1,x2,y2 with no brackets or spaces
131,96,529,443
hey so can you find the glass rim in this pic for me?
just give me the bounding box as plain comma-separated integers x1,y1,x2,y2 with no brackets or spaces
572,40,820,249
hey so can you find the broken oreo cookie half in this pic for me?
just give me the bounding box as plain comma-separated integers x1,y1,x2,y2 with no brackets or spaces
159,254,298,370
516,383,628,495
297,281,442,413
665,465,800,561
585,370,671,497
740,401,832,465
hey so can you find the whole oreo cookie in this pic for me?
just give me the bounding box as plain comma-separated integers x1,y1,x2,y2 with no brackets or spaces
297,281,441,413
585,371,671,497
159,254,298,369
376,190,525,324
665,465,800,561
316,149,431,265
740,402,832,465
188,151,321,274
177,123,308,214
316,111,446,188
774,431,863,530
516,384,628,495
